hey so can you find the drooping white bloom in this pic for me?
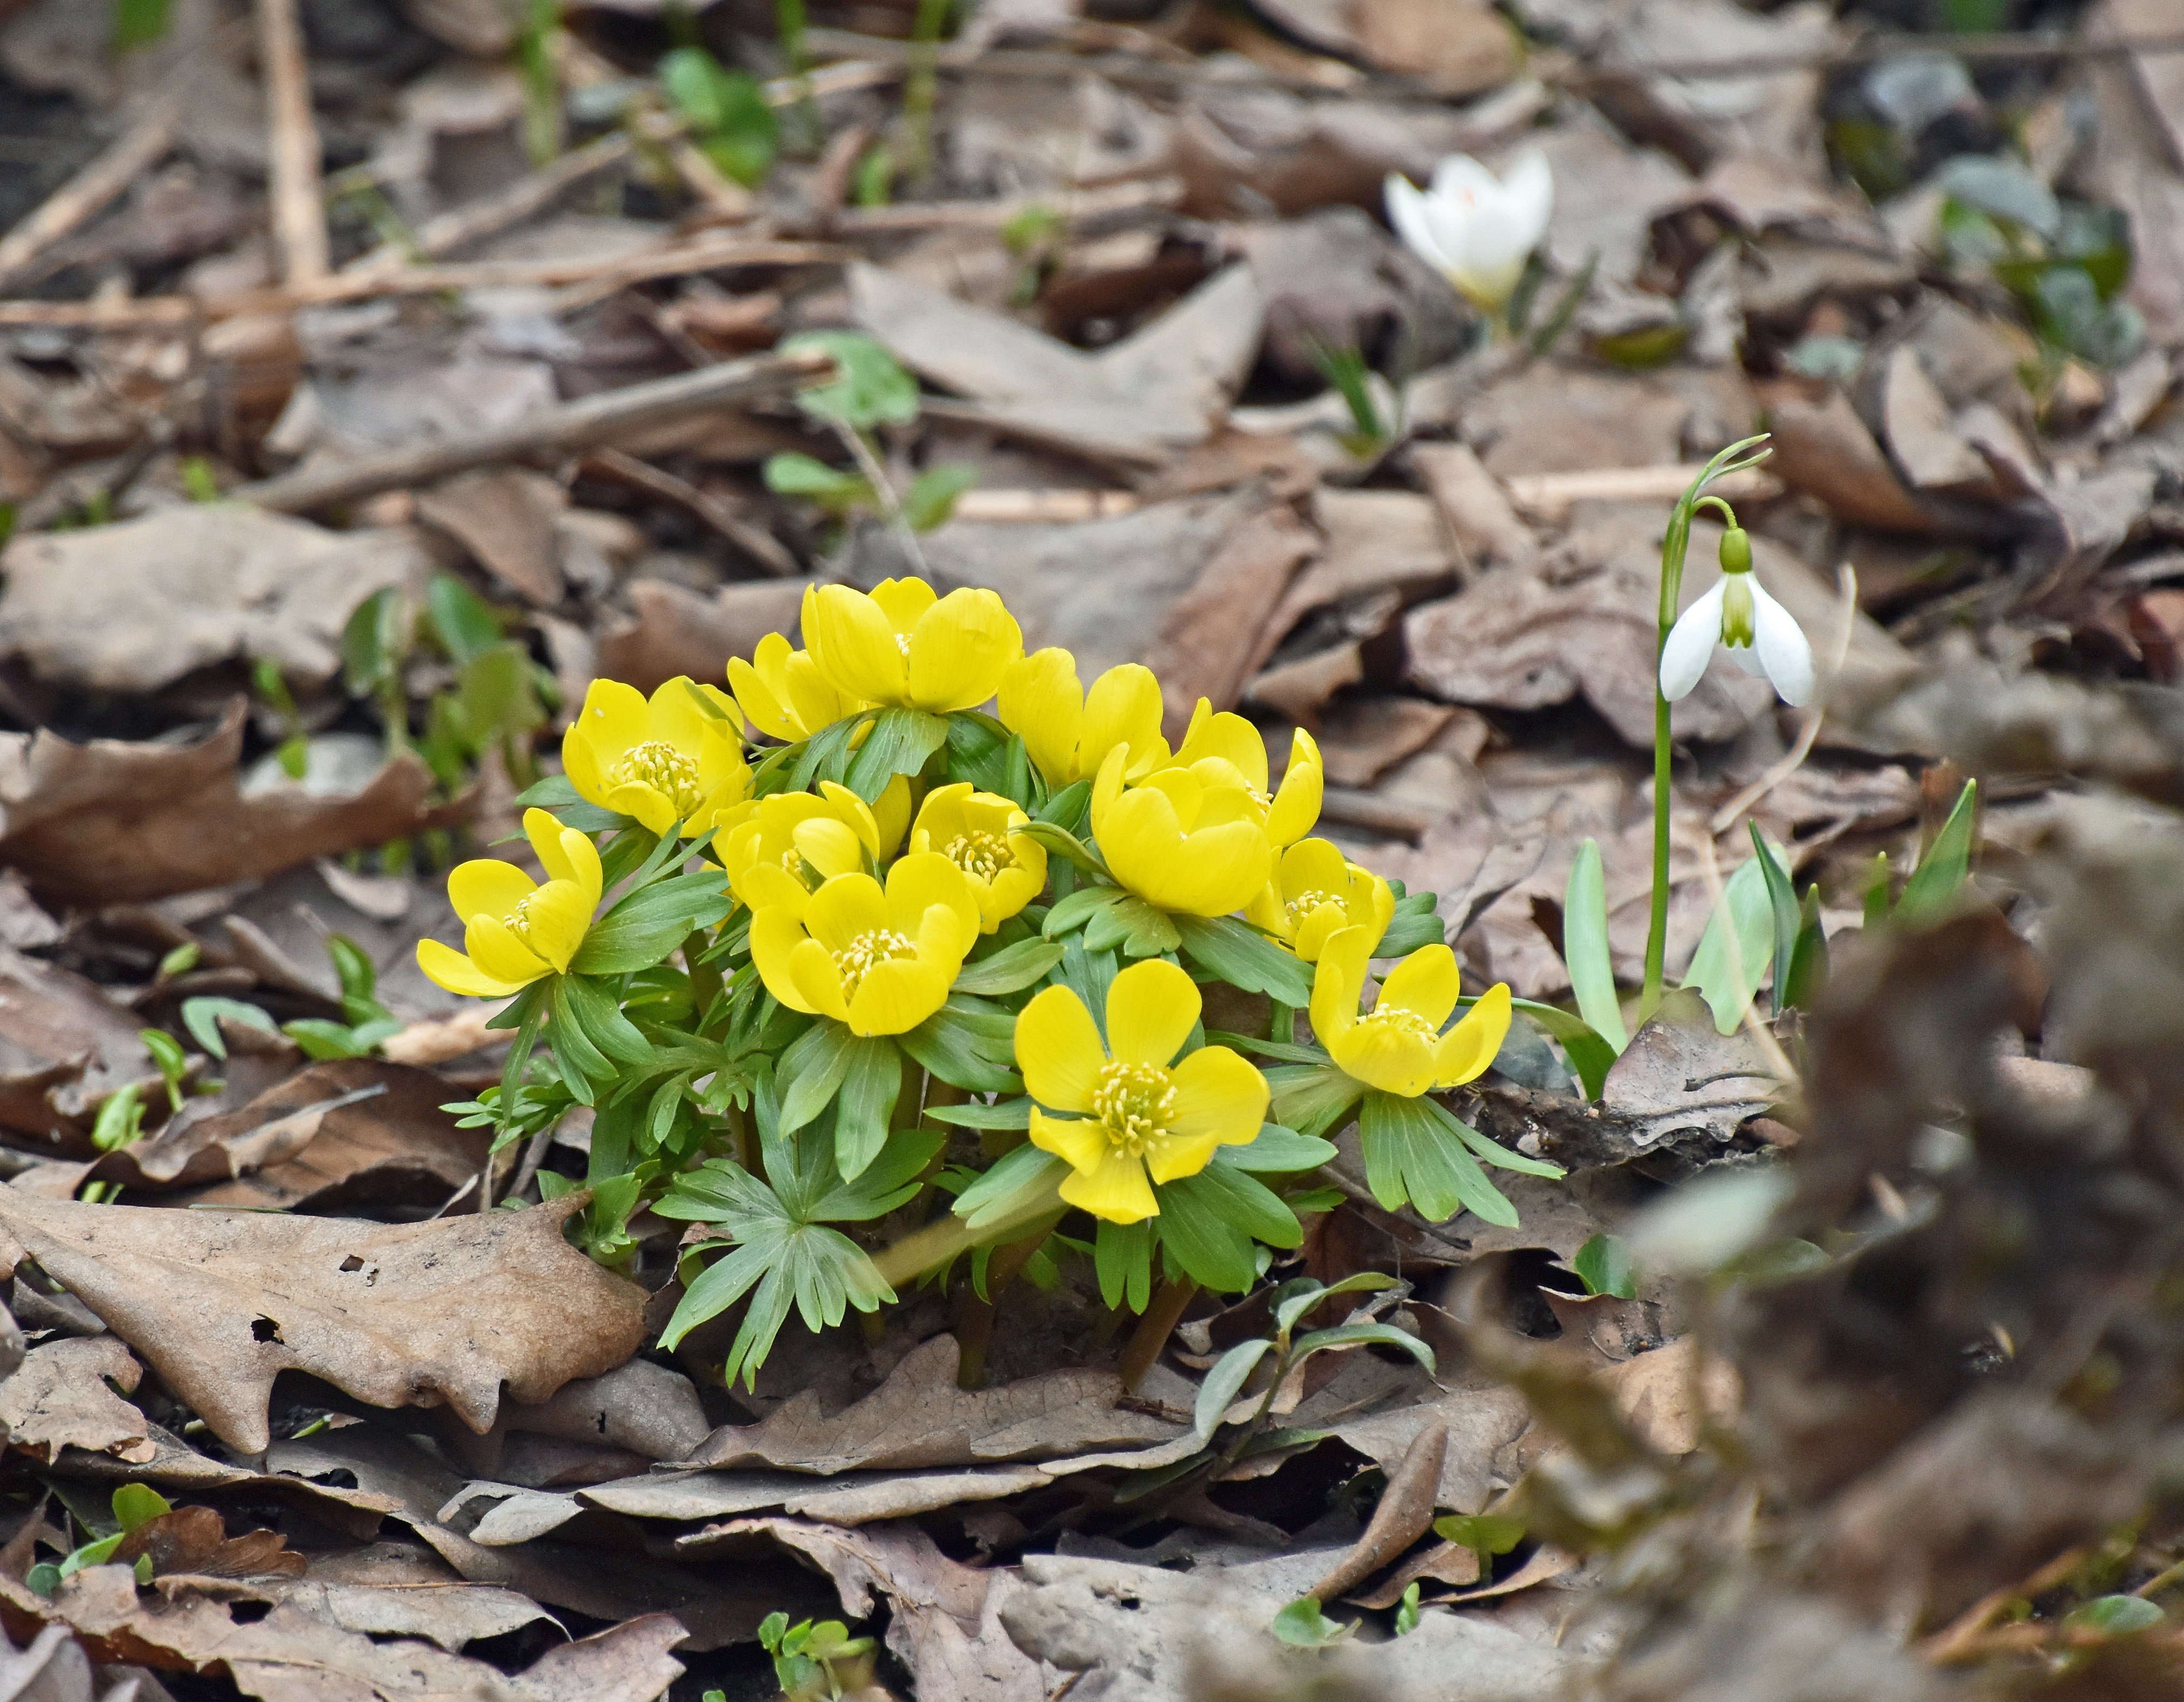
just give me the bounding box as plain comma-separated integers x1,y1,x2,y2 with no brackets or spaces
1659,534,1816,707
1384,150,1554,313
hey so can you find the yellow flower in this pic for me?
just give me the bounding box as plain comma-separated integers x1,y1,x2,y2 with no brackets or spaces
803,577,1022,713
718,781,893,913
1309,925,1510,1098
1090,746,1272,918
749,853,979,1036
417,809,603,998
729,631,867,743
1246,838,1394,962
562,676,749,837
909,782,1047,932
997,649,1170,788
1017,959,1268,1224
1174,702,1323,848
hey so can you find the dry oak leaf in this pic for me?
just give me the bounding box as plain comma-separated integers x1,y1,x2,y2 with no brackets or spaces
0,1335,154,1462
0,1189,644,1454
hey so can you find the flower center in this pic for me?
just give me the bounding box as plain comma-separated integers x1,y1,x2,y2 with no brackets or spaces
505,891,538,948
1720,574,1756,649
1361,1004,1441,1044
612,739,704,816
944,829,1013,884
1285,888,1342,928
1091,1060,1176,1157
833,928,917,999
893,630,914,659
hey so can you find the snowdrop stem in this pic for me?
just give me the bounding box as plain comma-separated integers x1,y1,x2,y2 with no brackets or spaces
1639,435,1773,1019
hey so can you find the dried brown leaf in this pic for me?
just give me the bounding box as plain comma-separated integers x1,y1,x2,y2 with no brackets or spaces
0,1189,644,1453
113,1506,305,1581
414,469,567,607
1310,1419,1448,1601
592,578,805,697
0,1336,152,1462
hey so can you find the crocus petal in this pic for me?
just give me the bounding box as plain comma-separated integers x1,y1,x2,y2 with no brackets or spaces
847,956,950,1036
1378,943,1460,1029
1385,173,1453,274
1435,984,1512,1089
1428,152,1503,203
447,858,535,928
416,939,525,998
1058,1147,1158,1225
1015,986,1107,1114
998,649,1084,786
1105,958,1200,1070
1310,924,1374,1049
807,584,910,704
1165,1045,1269,1149
1499,148,1555,249
1028,1106,1111,1176
1659,579,1729,702
1749,578,1816,706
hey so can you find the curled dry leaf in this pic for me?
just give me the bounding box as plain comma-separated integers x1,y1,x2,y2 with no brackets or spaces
0,945,156,1149
113,1505,306,1582
592,578,806,698
1308,1419,1449,1602
0,1335,153,1462
0,1189,645,1454
0,506,430,693
0,702,467,906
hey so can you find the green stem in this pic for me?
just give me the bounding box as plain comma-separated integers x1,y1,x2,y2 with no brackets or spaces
1118,1277,1198,1393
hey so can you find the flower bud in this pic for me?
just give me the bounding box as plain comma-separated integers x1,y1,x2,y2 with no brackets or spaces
1719,526,1752,575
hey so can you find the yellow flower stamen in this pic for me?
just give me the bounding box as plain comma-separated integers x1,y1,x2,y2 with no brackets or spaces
610,738,705,818
1361,1004,1441,1045
1285,888,1342,927
833,928,917,999
943,829,1014,884
504,891,538,948
1091,1059,1178,1158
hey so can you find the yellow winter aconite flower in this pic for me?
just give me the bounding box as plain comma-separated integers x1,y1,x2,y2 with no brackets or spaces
1174,703,1323,847
1247,838,1394,962
997,649,1169,788
749,853,979,1036
718,780,894,913
1091,745,1272,918
562,676,749,836
729,631,867,743
417,809,603,998
1017,959,1268,1224
909,782,1047,932
1309,925,1511,1098
803,577,1023,713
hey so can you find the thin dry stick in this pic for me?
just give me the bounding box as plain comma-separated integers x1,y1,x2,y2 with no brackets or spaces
832,419,930,578
255,0,329,284
234,344,831,513
345,130,638,276
1710,563,1862,835
580,445,802,577
0,94,180,289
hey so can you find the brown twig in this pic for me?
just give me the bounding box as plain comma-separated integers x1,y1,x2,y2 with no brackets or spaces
234,345,832,514
255,0,328,284
579,446,802,577
0,94,180,290
344,131,639,276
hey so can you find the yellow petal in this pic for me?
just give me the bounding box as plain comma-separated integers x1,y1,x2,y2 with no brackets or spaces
1280,837,1349,900
906,587,1022,712
869,575,937,634
730,637,800,740
1310,925,1373,1048
872,774,912,856
998,649,1083,787
788,936,852,1022
1058,1148,1158,1225
815,781,885,857
750,909,819,1012
910,781,972,850
847,956,949,1036
559,826,603,908
808,584,909,704
575,677,647,764
1015,985,1106,1113
519,877,594,973
561,719,609,812
416,939,526,998
1164,1045,1268,1150
1081,663,1167,781
1379,944,1460,1028
611,784,679,837
1292,903,1344,962
984,861,1043,929
1162,819,1274,917
1028,1106,1110,1175
447,858,534,928
1329,1021,1439,1097
805,873,890,954
1266,733,1323,847
885,852,978,945
793,817,867,882
1105,958,1200,1069
1435,983,1512,1089
1176,705,1268,794
785,649,858,738
1090,742,1130,831
643,675,713,748
525,808,574,882
733,861,811,915
467,915,550,987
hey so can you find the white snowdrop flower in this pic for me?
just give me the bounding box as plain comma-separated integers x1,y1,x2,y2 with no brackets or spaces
1659,528,1816,707
1384,149,1554,313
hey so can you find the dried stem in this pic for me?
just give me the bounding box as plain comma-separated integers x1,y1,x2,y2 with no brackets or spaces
1118,1277,1198,1393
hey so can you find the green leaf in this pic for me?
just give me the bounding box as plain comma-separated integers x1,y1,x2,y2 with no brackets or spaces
784,331,920,430
1271,1597,1356,1649
1783,884,1829,1013
425,571,502,664
844,706,950,801
112,0,172,50
1084,893,1179,957
952,937,1065,996
1273,1271,1396,1337
1375,893,1447,957
1173,915,1312,1007
1679,853,1775,1036
813,1127,942,1221
1750,822,1799,1020
899,1004,1021,1094
779,1020,855,1137
1434,1100,1564,1179
1896,779,1979,924
570,870,733,975
833,1036,902,1180
1394,1582,1422,1636
1358,1090,1515,1226
1155,1162,1300,1292
111,1483,172,1533
1573,1233,1638,1299
952,1140,1067,1236
1291,1319,1434,1373
925,1097,1032,1129
1223,1123,1338,1173
1194,1336,1273,1437
1018,820,1107,877
764,452,870,510
2063,1595,2164,1636
1266,1063,1365,1140
1042,883,1122,939
1506,997,1617,1102
1562,839,1628,1053
1095,1215,1153,1312
1433,1513,1525,1557
904,464,978,531
181,996,280,1060
659,47,777,186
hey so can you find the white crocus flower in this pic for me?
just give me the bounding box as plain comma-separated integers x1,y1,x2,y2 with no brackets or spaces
1659,529,1816,706
1384,149,1554,313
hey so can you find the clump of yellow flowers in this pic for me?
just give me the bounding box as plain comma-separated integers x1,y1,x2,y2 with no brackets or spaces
417,577,1561,1386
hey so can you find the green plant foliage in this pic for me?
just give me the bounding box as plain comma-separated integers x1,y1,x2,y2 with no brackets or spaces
659,47,778,187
